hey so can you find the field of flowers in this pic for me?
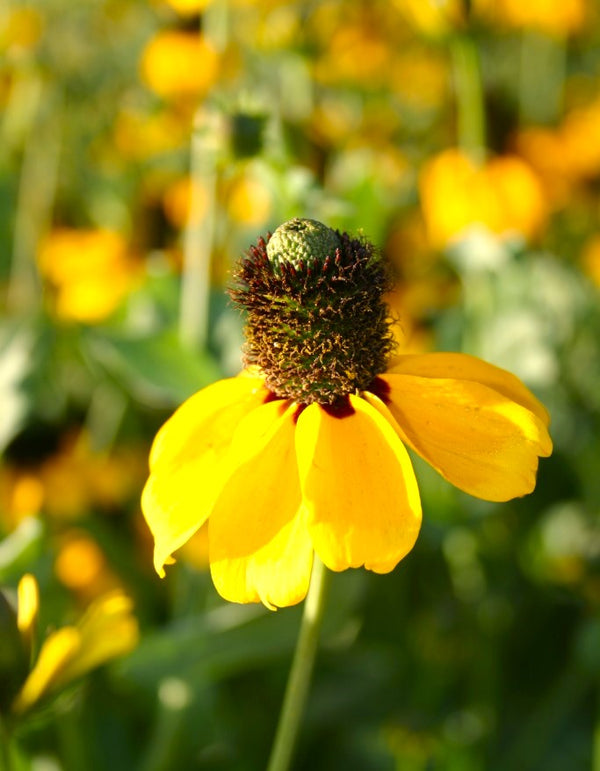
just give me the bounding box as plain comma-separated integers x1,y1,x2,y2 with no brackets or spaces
1,1,600,769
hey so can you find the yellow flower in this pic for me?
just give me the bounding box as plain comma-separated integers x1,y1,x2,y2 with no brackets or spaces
226,171,272,226
140,30,219,99
142,219,552,609
420,149,547,249
473,0,586,36
38,228,140,323
11,575,138,715
161,0,213,15
392,0,465,39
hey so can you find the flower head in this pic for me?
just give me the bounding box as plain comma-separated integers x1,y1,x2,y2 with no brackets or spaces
142,218,552,609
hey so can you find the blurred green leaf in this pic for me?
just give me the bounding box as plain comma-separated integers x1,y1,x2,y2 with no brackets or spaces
82,328,221,408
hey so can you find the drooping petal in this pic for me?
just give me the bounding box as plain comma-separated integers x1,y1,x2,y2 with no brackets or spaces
12,628,80,714
209,400,313,609
386,352,550,425
142,375,270,576
379,372,552,502
296,395,422,574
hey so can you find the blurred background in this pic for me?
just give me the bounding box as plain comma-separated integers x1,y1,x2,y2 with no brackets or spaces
1,0,600,769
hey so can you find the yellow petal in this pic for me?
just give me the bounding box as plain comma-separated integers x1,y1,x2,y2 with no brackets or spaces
53,592,139,688
12,628,81,714
296,395,422,574
149,374,268,471
17,573,39,646
209,400,313,609
142,375,270,576
379,372,552,502
385,352,550,425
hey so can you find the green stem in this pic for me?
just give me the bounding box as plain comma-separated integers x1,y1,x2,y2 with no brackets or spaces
0,715,16,771
266,557,330,771
450,33,486,161
6,82,61,315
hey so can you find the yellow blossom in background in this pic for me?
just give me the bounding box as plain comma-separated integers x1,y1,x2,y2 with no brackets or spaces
0,7,42,53
581,235,600,288
55,533,120,599
392,0,465,39
226,171,273,226
390,47,449,112
161,0,213,15
140,30,219,99
314,22,393,87
142,219,552,609
162,176,209,230
474,0,586,36
560,96,600,180
12,575,138,715
420,149,548,249
0,432,146,531
38,229,140,323
514,127,574,208
114,107,190,160
515,97,600,207
0,470,44,530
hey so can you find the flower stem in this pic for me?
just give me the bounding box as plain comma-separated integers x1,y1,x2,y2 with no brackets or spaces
266,557,330,771
450,33,486,161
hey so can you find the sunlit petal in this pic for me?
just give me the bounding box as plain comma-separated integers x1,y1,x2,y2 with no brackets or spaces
142,375,270,576
209,401,313,609
380,372,552,502
296,396,422,574
149,374,268,471
386,352,550,424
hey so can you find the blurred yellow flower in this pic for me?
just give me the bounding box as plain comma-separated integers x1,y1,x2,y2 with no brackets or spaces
393,0,465,38
142,219,552,609
560,97,600,180
420,149,548,249
162,176,209,229
314,22,393,86
581,235,600,288
515,97,600,207
474,0,586,36
140,30,219,99
114,107,190,160
0,432,147,531
0,470,44,530
226,172,272,226
55,534,119,599
0,7,42,53
38,228,140,323
12,576,138,714
162,0,213,15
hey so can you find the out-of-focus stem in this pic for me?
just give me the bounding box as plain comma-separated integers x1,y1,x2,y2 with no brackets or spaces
450,33,486,161
6,83,61,315
178,108,220,352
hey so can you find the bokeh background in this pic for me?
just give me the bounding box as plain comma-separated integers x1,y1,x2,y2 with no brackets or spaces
1,0,600,769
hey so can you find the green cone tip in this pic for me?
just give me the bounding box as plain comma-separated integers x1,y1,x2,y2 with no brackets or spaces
266,218,341,268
